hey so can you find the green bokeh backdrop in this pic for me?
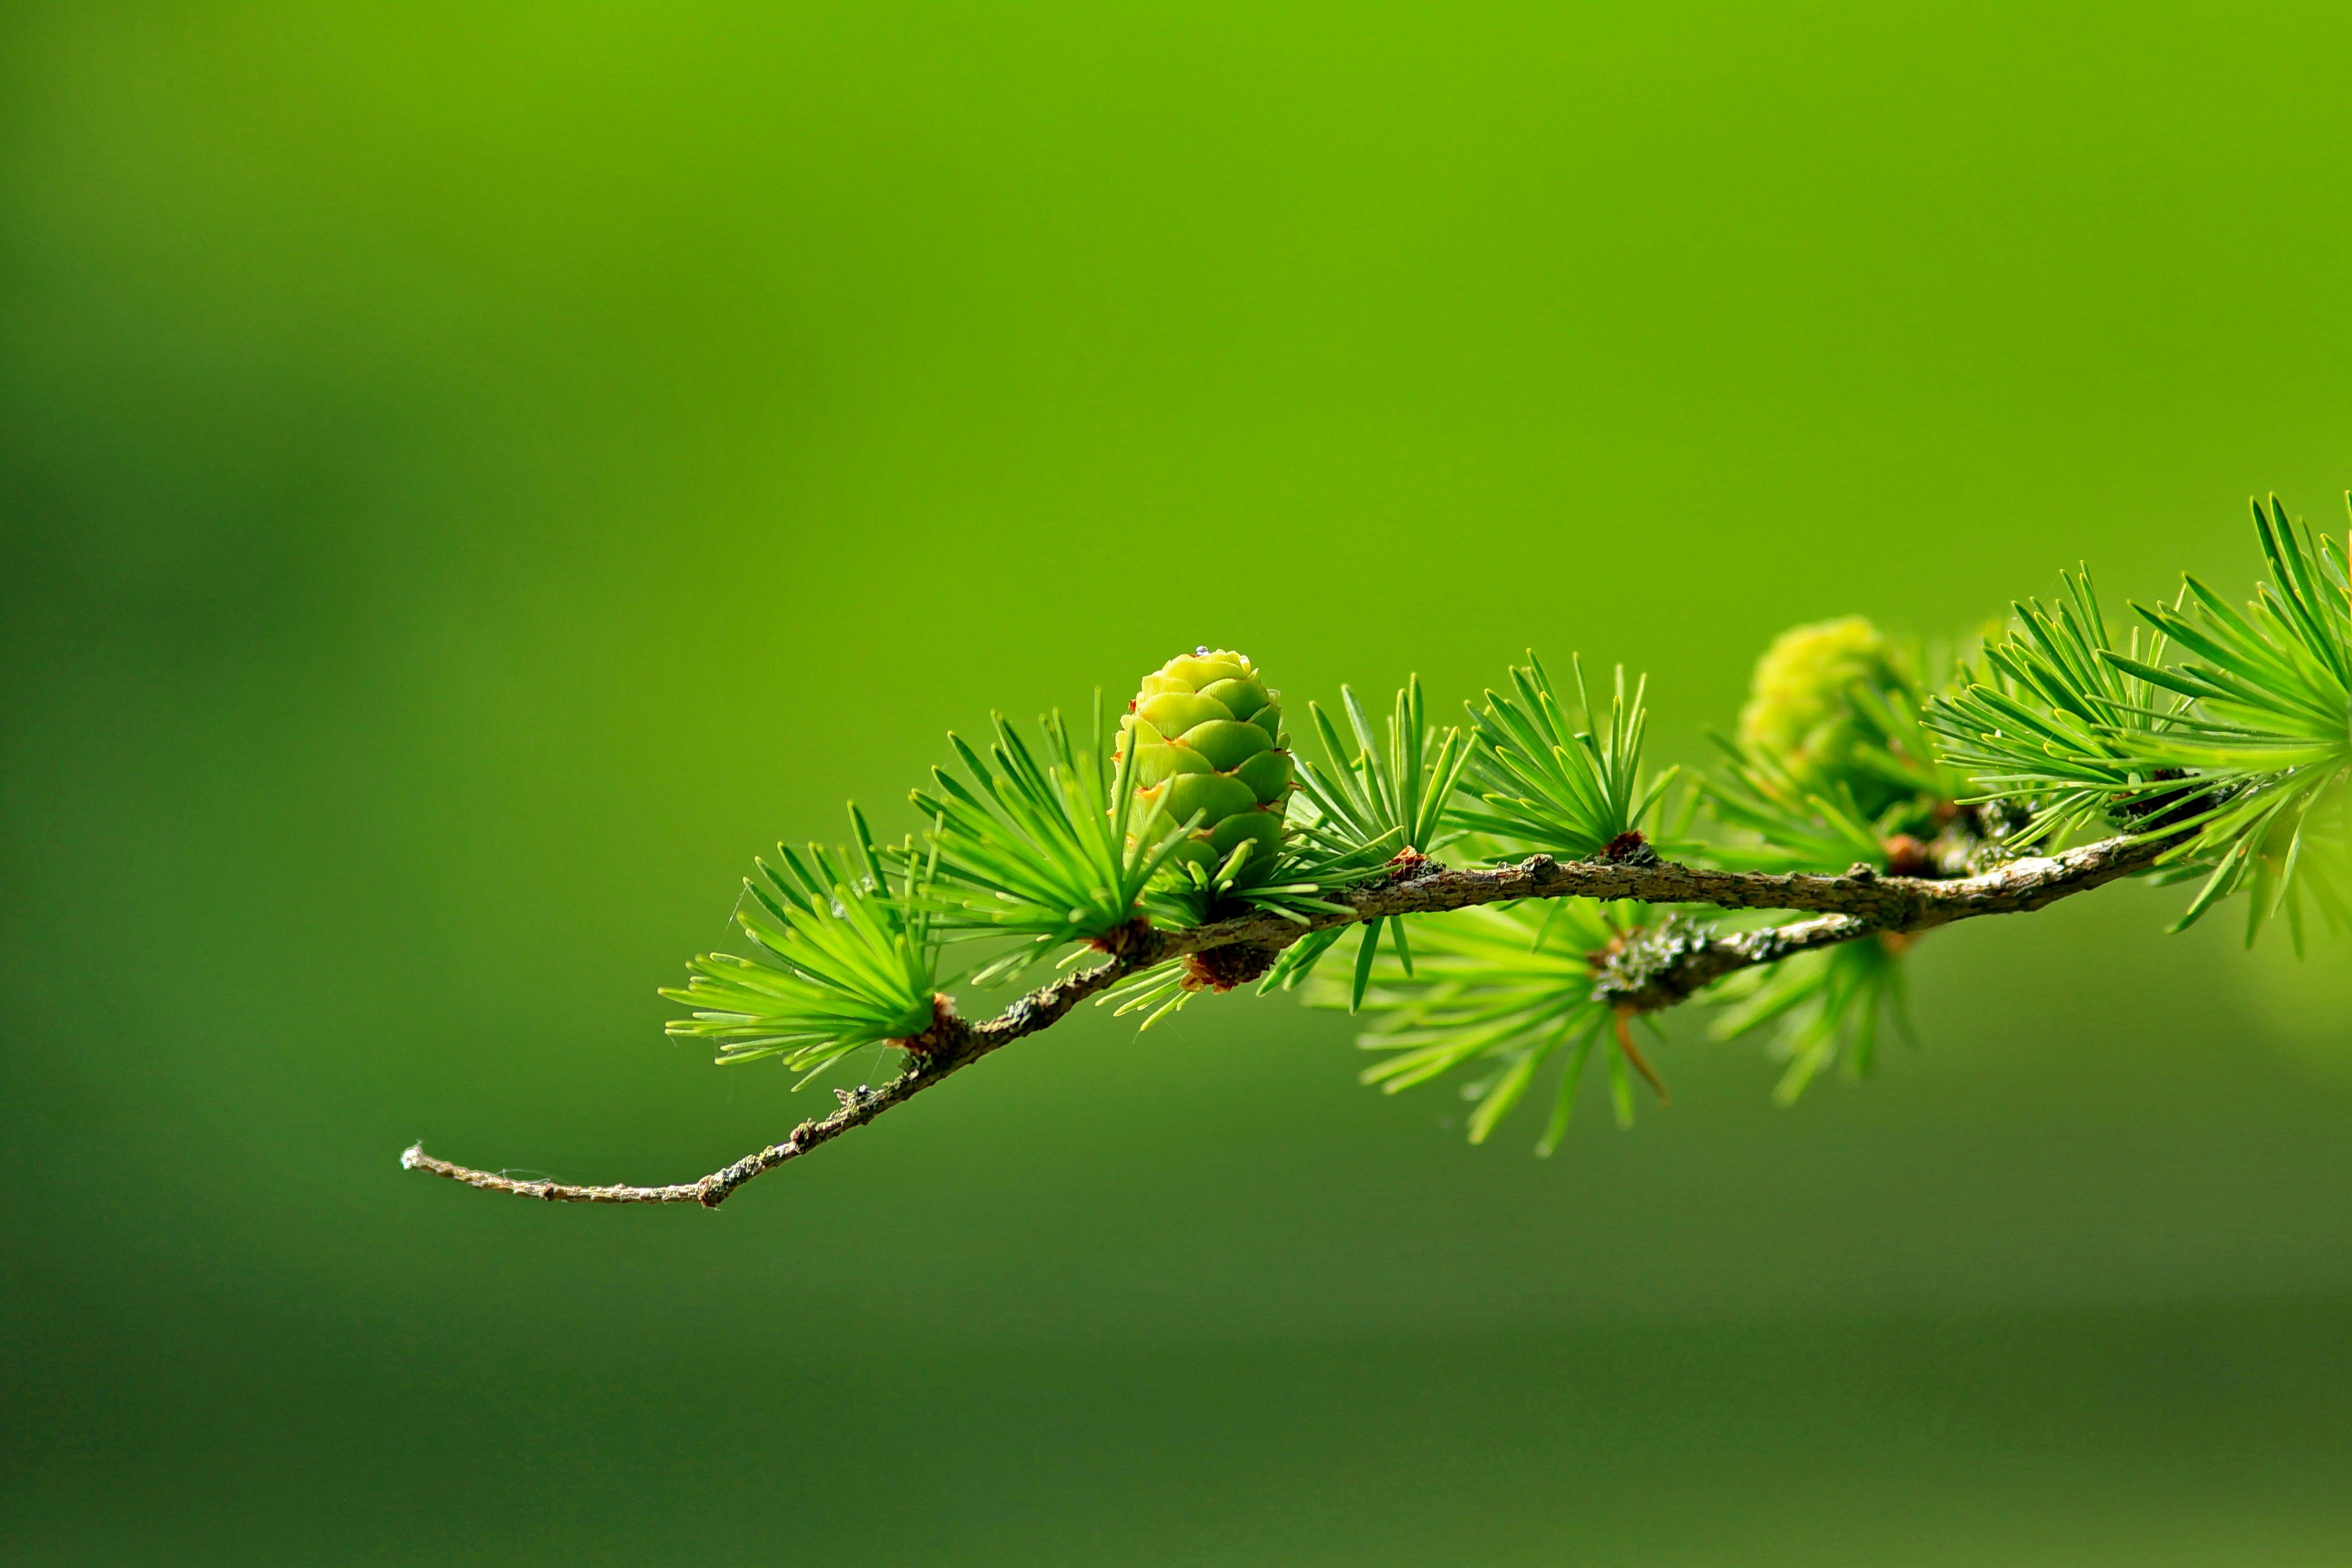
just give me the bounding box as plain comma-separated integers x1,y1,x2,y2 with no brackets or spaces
7,5,2352,1563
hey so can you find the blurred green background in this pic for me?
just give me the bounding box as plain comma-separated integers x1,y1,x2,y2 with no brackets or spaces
7,4,2352,1563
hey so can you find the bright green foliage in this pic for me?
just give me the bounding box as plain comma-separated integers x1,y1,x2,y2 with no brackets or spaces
661,808,938,1084
909,696,1194,984
1102,814,1399,1026
1710,934,1911,1104
1294,677,1469,860
1317,900,1664,1154
1260,676,1474,1004
1700,740,1890,875
2123,502,2352,941
1451,653,1679,861
1930,498,2352,944
1093,956,1198,1031
1927,570,2194,853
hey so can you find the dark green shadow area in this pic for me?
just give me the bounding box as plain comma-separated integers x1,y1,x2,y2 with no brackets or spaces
11,1298,2352,1566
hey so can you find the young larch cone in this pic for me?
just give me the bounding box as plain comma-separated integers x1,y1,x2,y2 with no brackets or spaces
1117,648,1292,876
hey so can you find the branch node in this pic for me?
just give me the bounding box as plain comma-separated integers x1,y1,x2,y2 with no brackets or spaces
1182,943,1282,992
896,994,967,1062
1598,831,1660,867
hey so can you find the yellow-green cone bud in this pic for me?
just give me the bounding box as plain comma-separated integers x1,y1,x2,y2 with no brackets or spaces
1119,647,1293,876
1737,615,1903,805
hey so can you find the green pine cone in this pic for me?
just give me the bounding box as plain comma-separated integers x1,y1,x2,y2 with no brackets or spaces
1737,616,1905,802
1119,647,1293,877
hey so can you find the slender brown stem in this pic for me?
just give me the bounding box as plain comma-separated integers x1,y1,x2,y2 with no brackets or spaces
401,950,1144,1207
401,832,2170,1206
1611,1008,1669,1106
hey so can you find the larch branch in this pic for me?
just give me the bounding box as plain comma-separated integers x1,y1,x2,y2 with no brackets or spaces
400,832,2168,1207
